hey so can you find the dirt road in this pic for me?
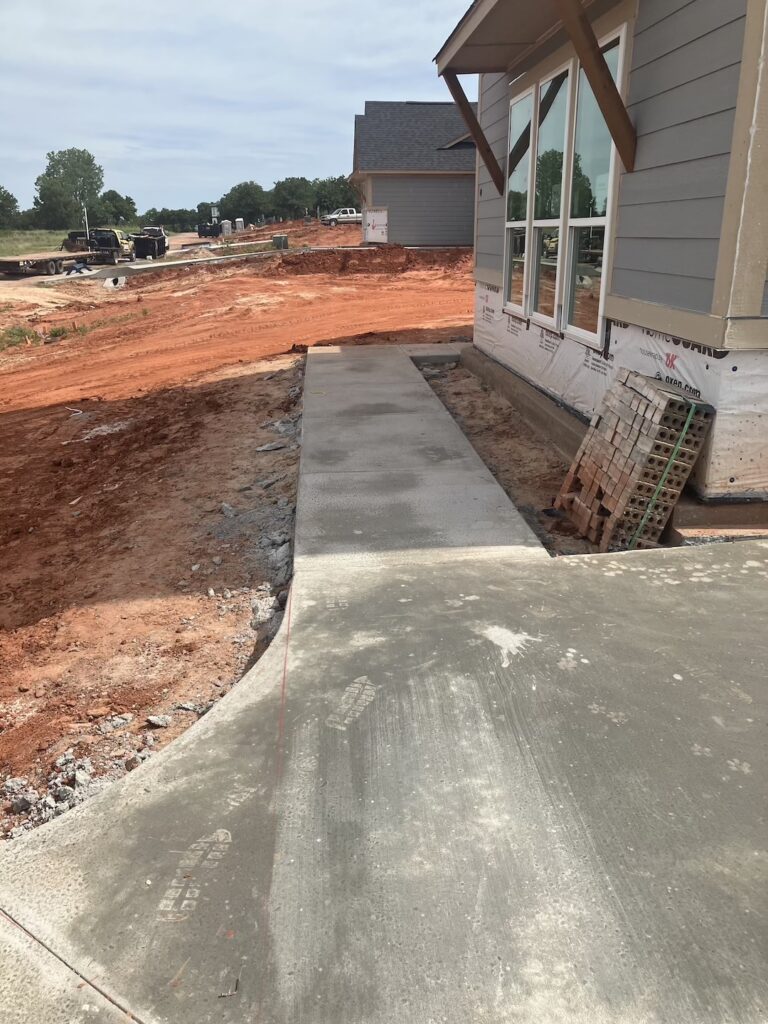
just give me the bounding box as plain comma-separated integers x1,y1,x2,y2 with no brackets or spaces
0,247,472,836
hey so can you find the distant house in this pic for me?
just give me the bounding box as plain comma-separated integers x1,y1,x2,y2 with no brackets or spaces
351,101,476,246
435,0,768,502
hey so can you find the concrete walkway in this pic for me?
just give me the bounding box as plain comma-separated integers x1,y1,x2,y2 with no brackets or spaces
1,347,766,1023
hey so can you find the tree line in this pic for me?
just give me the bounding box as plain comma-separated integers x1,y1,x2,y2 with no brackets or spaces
0,148,360,233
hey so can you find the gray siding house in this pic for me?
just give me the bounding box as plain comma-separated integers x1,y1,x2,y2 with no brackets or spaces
351,101,476,246
436,0,768,501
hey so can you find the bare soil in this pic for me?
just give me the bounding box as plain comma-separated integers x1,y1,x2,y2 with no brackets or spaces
170,218,362,253
426,365,595,557
0,247,473,837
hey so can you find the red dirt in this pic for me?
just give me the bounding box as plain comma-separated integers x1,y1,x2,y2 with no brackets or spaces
0,247,472,412
0,247,473,836
171,218,362,253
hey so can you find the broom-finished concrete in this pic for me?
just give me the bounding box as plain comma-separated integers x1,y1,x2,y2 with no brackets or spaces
0,346,765,1023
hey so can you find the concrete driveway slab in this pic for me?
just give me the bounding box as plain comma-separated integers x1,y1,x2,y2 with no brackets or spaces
0,542,766,1024
0,911,133,1024
1,345,765,1024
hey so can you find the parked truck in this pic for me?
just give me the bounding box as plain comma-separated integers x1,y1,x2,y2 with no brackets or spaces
320,208,362,226
62,227,135,264
88,228,135,264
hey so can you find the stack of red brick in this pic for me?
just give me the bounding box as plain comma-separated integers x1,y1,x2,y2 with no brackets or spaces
555,369,713,551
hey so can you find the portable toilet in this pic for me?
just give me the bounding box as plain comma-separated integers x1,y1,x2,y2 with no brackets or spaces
234,217,245,232
220,219,232,236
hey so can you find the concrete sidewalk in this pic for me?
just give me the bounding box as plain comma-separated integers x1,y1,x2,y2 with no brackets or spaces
1,347,766,1023
296,345,546,570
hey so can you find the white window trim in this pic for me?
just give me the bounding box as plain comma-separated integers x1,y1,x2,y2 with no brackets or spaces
530,60,572,331
503,85,535,316
502,25,627,350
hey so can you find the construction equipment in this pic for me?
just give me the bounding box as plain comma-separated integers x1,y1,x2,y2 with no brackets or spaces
132,226,169,260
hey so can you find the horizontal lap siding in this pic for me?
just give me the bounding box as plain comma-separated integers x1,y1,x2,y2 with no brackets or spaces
370,175,475,246
476,73,508,284
611,0,746,314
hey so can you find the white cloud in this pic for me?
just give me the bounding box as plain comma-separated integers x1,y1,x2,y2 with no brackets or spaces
0,0,473,209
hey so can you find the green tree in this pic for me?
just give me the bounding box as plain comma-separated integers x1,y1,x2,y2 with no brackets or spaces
140,207,197,231
33,148,104,228
0,185,19,228
569,154,598,218
534,150,594,221
219,181,267,224
14,207,41,229
312,175,357,214
272,176,314,220
100,189,137,225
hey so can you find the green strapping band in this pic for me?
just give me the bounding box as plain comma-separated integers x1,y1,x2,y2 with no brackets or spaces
627,399,698,551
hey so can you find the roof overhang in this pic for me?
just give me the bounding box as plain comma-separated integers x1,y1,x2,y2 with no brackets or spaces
436,0,637,185
435,0,621,76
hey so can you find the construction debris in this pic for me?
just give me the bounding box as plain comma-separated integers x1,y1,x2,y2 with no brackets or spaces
555,370,714,551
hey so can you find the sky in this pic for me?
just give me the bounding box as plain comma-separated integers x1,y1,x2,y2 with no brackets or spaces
0,0,472,212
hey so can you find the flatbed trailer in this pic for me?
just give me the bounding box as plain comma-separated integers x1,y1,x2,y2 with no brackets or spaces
0,250,100,277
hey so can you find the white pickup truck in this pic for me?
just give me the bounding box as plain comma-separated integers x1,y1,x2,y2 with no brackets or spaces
320,208,362,227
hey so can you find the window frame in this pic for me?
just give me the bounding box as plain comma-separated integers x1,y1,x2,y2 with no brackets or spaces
503,85,536,316
529,60,573,331
502,25,627,349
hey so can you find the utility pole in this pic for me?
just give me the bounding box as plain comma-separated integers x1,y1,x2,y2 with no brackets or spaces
82,204,89,236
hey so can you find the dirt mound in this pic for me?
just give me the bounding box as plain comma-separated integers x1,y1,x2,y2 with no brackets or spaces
124,245,471,293
265,246,472,278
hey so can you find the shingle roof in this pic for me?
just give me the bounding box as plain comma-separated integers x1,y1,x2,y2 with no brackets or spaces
353,101,477,174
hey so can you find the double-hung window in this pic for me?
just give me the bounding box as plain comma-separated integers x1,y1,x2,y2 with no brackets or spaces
503,36,622,345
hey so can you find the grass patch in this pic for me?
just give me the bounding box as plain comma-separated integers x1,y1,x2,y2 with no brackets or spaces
0,226,142,259
0,325,40,351
0,230,68,258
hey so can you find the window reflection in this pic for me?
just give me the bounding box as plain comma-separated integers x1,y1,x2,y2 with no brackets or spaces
506,227,526,306
507,94,533,222
534,71,569,220
568,227,604,333
532,228,559,318
571,42,619,218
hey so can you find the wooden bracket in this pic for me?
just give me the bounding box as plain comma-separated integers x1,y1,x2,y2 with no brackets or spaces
442,69,505,195
552,0,637,172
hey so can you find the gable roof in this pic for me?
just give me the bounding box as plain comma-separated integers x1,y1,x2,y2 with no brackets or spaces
353,101,477,174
